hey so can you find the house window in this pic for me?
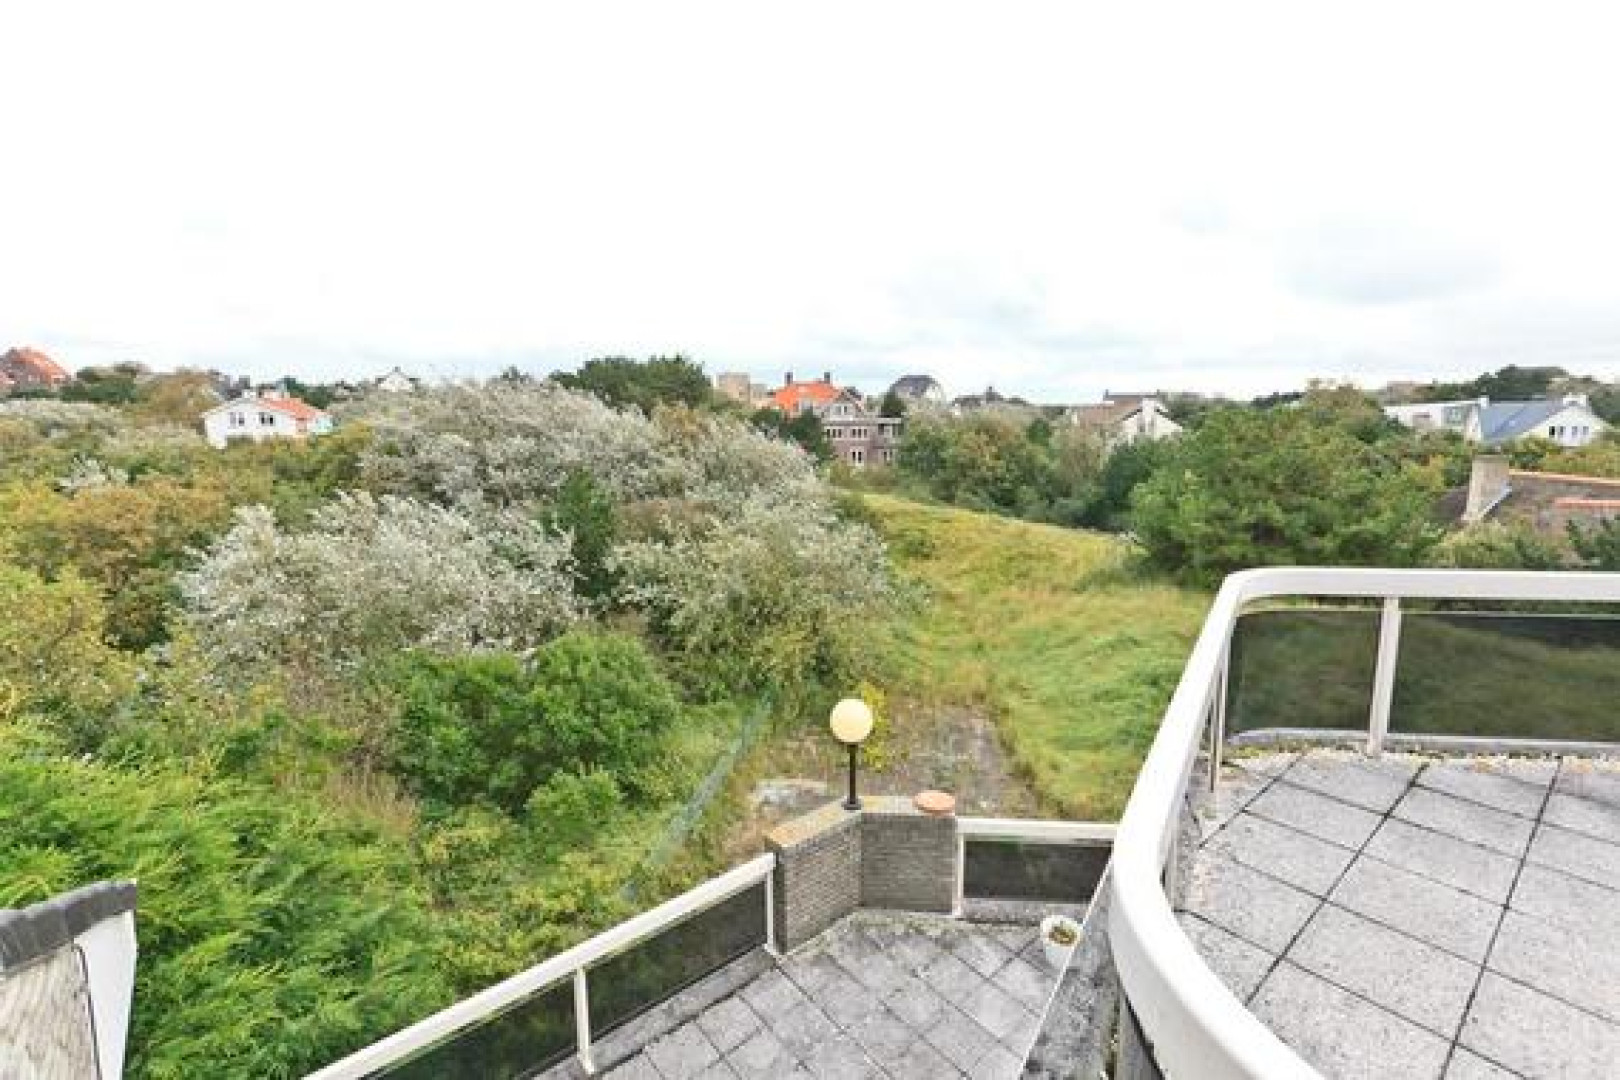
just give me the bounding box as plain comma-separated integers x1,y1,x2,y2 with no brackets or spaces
260,412,277,426
849,448,865,465
881,448,895,463
228,412,246,428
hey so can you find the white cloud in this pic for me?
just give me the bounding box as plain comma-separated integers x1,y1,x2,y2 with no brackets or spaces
4,2,1620,400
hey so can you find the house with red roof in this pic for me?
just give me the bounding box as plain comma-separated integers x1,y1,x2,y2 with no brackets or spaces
0,347,72,393
201,389,333,448
766,371,902,467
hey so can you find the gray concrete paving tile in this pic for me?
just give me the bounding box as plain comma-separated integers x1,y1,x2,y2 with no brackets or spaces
1488,909,1620,1024
1460,972,1620,1080
1363,816,1520,904
923,1004,1000,1072
1251,962,1450,1080
848,950,914,998
888,1037,966,1079
1417,760,1554,820
724,1028,794,1077
1443,1048,1521,1079
1329,856,1501,962
1555,760,1620,808
990,954,1053,1012
764,1001,840,1060
889,933,947,974
1541,791,1620,843
967,1043,1024,1079
1526,821,1620,891
1509,862,1620,939
1206,811,1358,896
695,995,761,1055
604,1053,663,1080
958,979,1033,1041
645,1022,722,1080
692,1061,739,1080
1177,912,1275,1001
1197,766,1273,841
950,931,1013,978
885,982,949,1029
1181,852,1320,953
737,968,807,1017
800,1033,882,1079
1284,750,1418,812
921,950,988,1001
847,1008,916,1068
1393,787,1534,857
814,977,882,1030
780,952,848,999
1248,781,1382,849
1287,903,1478,1037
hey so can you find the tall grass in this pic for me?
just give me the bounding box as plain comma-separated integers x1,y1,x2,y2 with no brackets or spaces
862,495,1209,819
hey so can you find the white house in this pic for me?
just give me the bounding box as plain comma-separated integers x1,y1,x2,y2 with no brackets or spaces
1384,394,1607,447
201,390,333,449
1066,394,1183,445
375,367,419,393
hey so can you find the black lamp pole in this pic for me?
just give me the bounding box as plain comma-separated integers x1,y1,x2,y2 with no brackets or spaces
843,743,860,811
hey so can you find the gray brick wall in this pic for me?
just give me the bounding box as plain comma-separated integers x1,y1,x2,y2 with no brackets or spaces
766,796,960,951
767,805,862,951
859,797,957,913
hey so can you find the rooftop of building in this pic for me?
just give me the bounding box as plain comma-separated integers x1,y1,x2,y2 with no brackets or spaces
1184,748,1620,1079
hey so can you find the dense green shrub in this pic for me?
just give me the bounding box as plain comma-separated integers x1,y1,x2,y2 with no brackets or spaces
0,753,450,1080
1131,406,1442,583
1430,522,1566,570
1570,517,1620,570
388,633,681,813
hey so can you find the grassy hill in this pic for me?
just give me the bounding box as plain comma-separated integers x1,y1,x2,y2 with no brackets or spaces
862,495,1209,820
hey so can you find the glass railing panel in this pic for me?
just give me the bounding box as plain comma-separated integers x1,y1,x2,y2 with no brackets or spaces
586,882,767,1038
1225,608,1381,735
1391,612,1620,743
369,979,574,1080
963,839,1110,902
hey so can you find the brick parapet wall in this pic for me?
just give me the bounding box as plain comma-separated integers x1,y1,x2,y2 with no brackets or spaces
858,796,957,913
767,804,863,951
765,796,959,951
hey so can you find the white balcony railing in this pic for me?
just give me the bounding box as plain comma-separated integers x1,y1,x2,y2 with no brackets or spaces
307,853,776,1079
1107,567,1620,1080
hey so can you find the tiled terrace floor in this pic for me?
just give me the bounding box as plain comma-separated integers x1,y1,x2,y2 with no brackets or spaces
600,911,1065,1079
1183,747,1620,1080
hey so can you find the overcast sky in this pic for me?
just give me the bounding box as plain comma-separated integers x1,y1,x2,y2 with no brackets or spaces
7,3,1620,401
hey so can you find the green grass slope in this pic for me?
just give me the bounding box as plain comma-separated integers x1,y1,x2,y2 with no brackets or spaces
863,495,1209,819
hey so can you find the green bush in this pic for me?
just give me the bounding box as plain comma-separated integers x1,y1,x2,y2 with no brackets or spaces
0,753,449,1080
388,633,681,813
1131,406,1442,583
1430,522,1566,570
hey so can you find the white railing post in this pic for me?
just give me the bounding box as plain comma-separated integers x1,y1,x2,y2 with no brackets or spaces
954,828,966,916
1209,637,1230,791
763,868,779,956
574,969,593,1074
1367,596,1403,756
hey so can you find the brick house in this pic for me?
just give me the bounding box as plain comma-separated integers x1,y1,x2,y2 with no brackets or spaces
769,371,902,467
0,347,72,393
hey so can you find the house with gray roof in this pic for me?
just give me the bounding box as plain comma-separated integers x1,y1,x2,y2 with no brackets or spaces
1385,393,1608,448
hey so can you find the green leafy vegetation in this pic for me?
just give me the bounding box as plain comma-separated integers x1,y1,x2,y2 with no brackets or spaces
860,494,1208,819
0,375,895,1077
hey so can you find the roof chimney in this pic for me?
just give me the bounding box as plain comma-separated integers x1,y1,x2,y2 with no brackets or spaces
823,371,832,383
784,371,794,386
1463,456,1512,524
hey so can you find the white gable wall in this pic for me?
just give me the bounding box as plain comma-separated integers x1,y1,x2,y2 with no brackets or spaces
203,403,302,448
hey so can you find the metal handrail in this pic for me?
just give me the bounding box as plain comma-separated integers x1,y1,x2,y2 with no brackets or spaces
307,852,776,1079
1108,567,1620,1080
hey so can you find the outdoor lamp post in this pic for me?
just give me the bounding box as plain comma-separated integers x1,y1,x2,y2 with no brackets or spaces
829,698,874,811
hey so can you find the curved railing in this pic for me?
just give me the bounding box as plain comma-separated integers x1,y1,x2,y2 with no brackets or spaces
1107,567,1620,1080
